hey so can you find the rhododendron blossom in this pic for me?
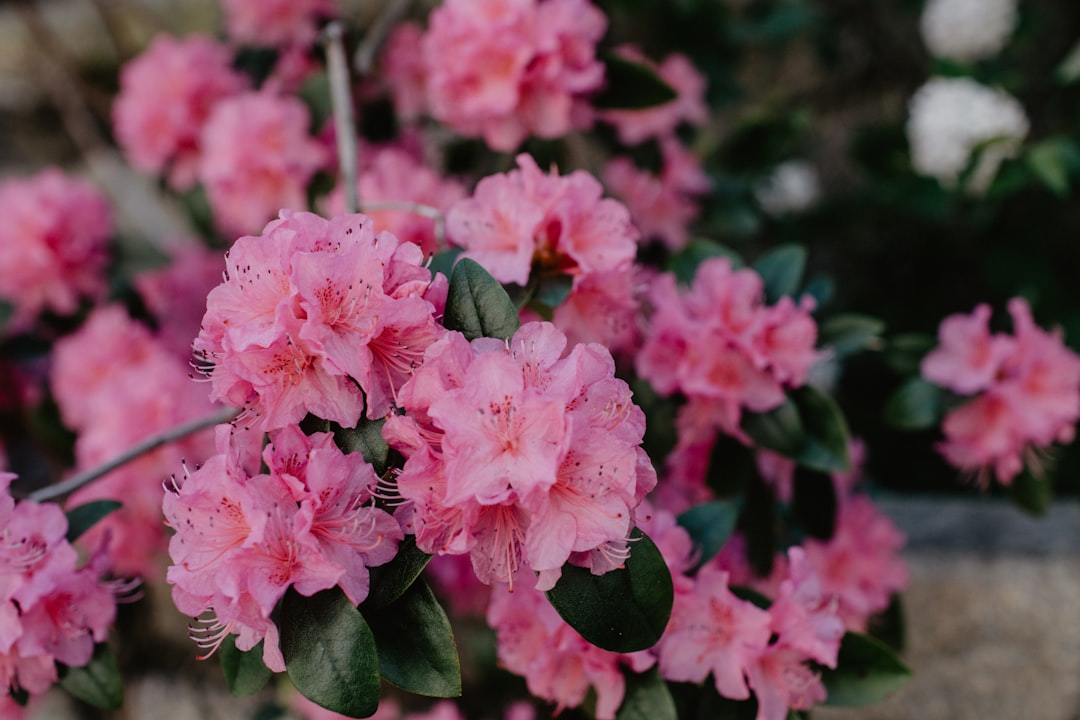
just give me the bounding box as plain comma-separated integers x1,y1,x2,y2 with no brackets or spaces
383,322,656,589
112,34,248,190
194,210,448,430
922,299,1080,484
164,425,401,670
198,92,329,237
421,0,606,150
220,0,336,49
0,170,112,334
0,474,121,700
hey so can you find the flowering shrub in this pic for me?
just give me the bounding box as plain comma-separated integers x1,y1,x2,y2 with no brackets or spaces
3,0,1080,717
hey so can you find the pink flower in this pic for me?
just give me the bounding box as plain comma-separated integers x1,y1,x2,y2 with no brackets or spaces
603,138,711,251
198,91,329,237
381,23,428,123
488,569,655,719
924,298,1080,485
802,495,908,632
0,170,112,333
323,145,467,257
421,0,606,150
220,0,336,49
385,322,655,588
194,211,446,430
656,564,772,700
113,34,248,190
599,48,709,145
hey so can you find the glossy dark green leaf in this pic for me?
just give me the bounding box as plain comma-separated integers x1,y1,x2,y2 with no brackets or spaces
616,667,676,720
883,378,943,431
65,500,122,543
546,529,673,653
333,418,389,475
677,500,740,569
791,386,851,473
220,635,272,697
792,467,837,540
366,579,461,697
428,248,463,281
281,587,381,718
59,643,123,710
593,53,678,111
822,632,911,706
753,244,806,304
706,434,757,498
741,397,804,457
819,314,886,359
669,238,745,285
1009,468,1053,516
362,535,433,611
445,258,520,341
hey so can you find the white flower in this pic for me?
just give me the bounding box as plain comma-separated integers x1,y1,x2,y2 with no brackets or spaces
755,161,821,215
907,76,1028,193
920,0,1019,62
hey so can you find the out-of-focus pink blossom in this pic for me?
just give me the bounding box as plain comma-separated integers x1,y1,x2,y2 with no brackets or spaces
198,91,329,237
923,298,1080,485
421,0,606,150
113,34,248,190
488,568,655,719
381,23,428,123
600,47,709,146
603,138,711,251
133,244,225,360
0,170,112,334
220,0,336,49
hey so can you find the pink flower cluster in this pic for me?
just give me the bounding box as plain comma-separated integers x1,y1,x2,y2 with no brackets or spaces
112,34,249,190
164,425,402,671
921,298,1080,484
447,154,641,351
638,258,819,440
0,170,112,334
418,0,607,150
660,548,844,720
50,305,219,576
383,322,656,589
0,474,119,699
220,0,336,49
194,210,447,430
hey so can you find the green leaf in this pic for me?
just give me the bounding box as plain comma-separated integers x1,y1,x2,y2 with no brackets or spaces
59,643,123,710
883,378,943,431
1009,468,1053,515
737,470,778,577
818,314,886,359
546,528,673,653
0,300,13,337
65,500,122,543
428,248,463,281
792,467,837,540
753,244,806,304
534,273,574,309
616,667,677,720
366,579,461,697
728,585,771,609
1057,38,1080,84
445,258,520,341
594,53,678,111
741,396,804,457
668,238,746,285
822,632,911,706
281,587,381,718
669,682,758,720
362,535,433,611
1025,139,1073,197
883,333,936,376
220,636,273,697
866,594,906,653
333,418,390,475
677,500,740,569
706,434,757,498
791,386,851,473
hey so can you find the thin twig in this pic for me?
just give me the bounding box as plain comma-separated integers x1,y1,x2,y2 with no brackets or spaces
359,200,445,246
324,21,360,213
353,0,415,77
28,406,241,503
